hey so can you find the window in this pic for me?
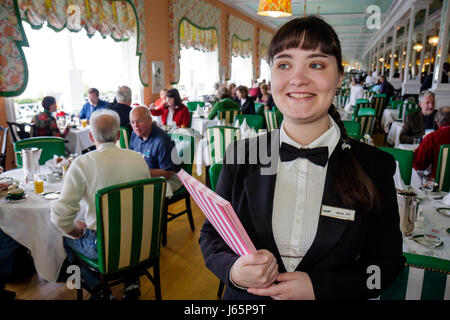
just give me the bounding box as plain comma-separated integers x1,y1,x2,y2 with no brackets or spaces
259,59,271,84
177,46,219,101
230,55,252,88
13,23,141,122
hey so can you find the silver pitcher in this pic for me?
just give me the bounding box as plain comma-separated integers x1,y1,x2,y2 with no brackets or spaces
19,147,42,182
396,189,419,237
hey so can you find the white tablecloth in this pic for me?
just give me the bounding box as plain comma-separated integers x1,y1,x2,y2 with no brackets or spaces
386,121,404,147
0,167,87,282
381,109,400,134
401,190,450,260
65,126,94,154
190,117,221,135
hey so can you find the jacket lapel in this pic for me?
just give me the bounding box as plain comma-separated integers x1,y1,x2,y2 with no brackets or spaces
298,142,351,270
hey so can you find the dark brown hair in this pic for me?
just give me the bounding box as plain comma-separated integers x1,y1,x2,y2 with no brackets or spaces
268,16,382,211
166,88,183,109
236,85,249,98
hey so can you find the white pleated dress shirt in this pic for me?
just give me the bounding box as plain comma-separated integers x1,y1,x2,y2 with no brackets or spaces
272,115,341,272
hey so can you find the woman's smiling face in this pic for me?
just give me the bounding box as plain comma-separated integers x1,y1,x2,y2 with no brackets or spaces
270,47,343,125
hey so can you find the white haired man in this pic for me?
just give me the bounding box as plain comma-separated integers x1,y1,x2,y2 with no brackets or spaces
107,85,132,129
50,109,150,300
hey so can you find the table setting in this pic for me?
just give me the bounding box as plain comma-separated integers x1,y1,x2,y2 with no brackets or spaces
0,159,87,282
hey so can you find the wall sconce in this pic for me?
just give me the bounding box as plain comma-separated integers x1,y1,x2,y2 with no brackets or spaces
257,0,292,18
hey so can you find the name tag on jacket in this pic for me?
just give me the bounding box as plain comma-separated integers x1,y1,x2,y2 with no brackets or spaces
321,205,355,221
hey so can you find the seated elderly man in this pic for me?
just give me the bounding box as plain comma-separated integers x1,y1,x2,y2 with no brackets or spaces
413,107,450,180
400,90,438,144
129,106,182,194
50,109,150,301
107,85,132,130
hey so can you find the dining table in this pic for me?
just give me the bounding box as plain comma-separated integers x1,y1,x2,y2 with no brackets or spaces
0,166,87,282
386,121,404,147
381,108,400,134
64,125,94,155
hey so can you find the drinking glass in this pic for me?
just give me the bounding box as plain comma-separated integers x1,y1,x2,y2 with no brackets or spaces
33,174,44,194
421,176,437,194
422,221,443,257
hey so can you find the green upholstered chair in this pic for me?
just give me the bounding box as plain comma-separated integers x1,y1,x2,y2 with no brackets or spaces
208,162,223,192
254,102,265,116
186,101,205,112
219,109,242,126
206,126,240,166
404,107,421,118
116,126,131,149
343,120,362,141
355,108,376,137
436,144,450,192
380,253,449,300
379,147,414,186
399,102,419,122
14,137,66,167
336,94,349,108
161,133,196,246
234,114,264,132
353,99,370,121
72,178,167,300
371,93,387,118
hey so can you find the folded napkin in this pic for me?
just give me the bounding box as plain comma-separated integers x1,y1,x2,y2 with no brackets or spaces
393,161,406,190
239,118,249,133
195,105,204,117
443,193,450,206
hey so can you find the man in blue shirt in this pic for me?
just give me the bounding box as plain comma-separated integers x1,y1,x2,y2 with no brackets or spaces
79,88,109,121
129,106,182,193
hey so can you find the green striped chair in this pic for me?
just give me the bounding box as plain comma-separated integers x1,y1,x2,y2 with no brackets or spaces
336,94,349,108
436,144,450,192
389,100,403,111
72,178,167,300
116,126,131,149
399,102,419,122
206,126,240,165
234,114,264,132
355,108,376,137
380,253,450,300
371,93,387,118
379,147,414,186
353,99,370,121
161,133,196,246
186,101,205,112
264,110,281,132
343,120,362,141
14,136,66,167
219,109,242,126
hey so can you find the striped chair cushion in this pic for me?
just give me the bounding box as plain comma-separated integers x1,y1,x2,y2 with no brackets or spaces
116,127,130,149
353,101,371,121
436,144,450,192
219,109,242,126
206,126,240,165
355,108,376,137
95,179,166,274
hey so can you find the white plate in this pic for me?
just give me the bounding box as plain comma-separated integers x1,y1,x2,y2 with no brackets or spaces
44,193,60,200
412,234,443,247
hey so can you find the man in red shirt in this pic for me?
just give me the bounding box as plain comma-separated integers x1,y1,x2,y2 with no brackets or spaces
413,107,450,179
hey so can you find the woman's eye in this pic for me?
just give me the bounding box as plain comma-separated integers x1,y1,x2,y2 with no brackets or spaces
311,63,324,70
277,63,289,70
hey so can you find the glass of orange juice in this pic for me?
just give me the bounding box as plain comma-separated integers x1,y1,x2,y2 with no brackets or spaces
81,119,87,128
33,174,44,194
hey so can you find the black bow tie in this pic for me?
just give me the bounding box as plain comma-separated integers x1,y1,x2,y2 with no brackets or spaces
279,142,329,167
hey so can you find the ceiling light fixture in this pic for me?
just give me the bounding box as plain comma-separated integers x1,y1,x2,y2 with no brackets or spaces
413,43,423,52
257,0,292,18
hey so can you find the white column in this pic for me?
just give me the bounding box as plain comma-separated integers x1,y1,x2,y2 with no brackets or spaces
403,6,417,83
418,5,430,80
432,0,450,107
375,42,381,76
382,37,388,76
389,25,398,81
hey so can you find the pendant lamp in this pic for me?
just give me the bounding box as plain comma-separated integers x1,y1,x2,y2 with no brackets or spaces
257,0,292,18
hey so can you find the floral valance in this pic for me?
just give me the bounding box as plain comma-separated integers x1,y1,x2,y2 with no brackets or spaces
179,18,218,53
0,0,148,97
231,35,252,58
169,0,221,84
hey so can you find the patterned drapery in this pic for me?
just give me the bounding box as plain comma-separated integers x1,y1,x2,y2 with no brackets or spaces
227,14,254,80
0,0,148,97
259,29,273,62
169,0,220,84
0,0,28,97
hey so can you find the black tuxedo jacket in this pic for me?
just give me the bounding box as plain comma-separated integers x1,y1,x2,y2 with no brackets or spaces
199,131,405,300
240,98,255,115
